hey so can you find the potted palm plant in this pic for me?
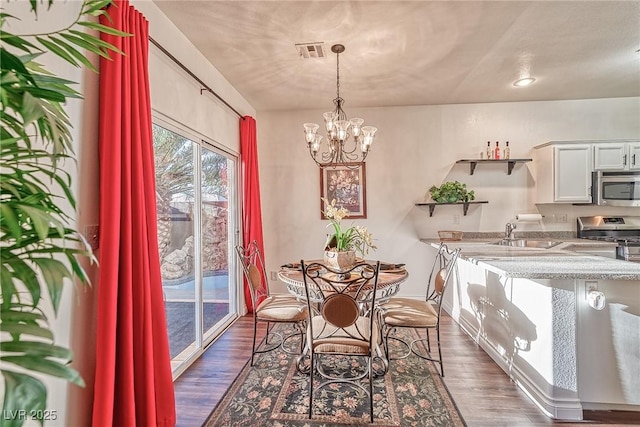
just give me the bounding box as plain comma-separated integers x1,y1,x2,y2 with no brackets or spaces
1,2,125,424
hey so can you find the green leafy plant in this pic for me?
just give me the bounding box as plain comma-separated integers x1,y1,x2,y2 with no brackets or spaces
321,197,376,257
429,181,476,203
1,2,126,425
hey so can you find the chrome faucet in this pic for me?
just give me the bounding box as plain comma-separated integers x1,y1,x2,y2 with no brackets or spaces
505,222,517,240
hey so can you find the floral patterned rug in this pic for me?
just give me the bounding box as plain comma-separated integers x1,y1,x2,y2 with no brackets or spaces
203,327,466,427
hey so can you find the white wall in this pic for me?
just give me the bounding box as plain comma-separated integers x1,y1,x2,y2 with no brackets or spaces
133,0,255,151
257,98,640,298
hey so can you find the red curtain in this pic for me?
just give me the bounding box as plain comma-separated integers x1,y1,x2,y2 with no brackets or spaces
93,1,175,426
240,116,266,313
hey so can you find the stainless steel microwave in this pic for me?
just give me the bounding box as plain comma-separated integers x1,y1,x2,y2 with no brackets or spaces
593,171,640,207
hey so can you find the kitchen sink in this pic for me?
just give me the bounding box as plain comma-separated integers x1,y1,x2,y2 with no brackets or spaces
492,239,561,249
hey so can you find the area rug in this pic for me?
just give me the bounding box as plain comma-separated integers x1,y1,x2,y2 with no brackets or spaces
203,326,466,427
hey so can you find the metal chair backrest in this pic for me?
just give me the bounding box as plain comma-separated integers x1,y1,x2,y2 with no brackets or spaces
235,240,269,308
301,260,381,348
426,243,461,315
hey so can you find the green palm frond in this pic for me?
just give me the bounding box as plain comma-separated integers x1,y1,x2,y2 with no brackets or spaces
1,2,126,425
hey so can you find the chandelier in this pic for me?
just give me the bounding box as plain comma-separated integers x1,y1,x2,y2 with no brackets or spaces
303,44,377,168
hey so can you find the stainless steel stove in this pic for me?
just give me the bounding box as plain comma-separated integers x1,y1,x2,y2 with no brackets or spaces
577,216,640,263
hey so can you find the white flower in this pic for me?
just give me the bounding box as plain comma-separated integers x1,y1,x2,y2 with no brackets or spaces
321,198,376,256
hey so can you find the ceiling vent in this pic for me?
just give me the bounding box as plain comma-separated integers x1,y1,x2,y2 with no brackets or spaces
295,42,325,59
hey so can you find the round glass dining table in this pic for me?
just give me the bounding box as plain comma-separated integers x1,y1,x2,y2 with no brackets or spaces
277,260,409,303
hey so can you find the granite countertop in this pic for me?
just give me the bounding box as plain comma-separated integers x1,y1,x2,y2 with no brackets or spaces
421,237,640,281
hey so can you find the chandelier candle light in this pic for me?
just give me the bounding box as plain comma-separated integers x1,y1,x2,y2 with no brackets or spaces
303,44,377,168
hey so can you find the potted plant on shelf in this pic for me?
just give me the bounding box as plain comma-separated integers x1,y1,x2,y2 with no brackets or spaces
1,2,125,423
321,198,376,269
428,181,476,203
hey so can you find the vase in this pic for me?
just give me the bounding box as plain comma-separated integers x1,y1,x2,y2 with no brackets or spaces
323,249,356,270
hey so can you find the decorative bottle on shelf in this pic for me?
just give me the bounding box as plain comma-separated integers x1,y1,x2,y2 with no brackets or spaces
486,141,492,160
504,141,510,159
494,141,500,160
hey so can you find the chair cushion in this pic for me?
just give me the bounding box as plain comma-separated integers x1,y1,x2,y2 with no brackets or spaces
256,294,308,322
381,298,439,328
308,315,377,355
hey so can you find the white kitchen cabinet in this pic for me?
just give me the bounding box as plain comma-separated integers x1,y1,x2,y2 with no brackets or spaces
630,142,640,170
534,142,592,203
593,141,640,171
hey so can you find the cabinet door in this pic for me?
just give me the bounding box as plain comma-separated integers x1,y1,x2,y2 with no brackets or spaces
593,143,627,170
629,143,640,170
554,145,592,203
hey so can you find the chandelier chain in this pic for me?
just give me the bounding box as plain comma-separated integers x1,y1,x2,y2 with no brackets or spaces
336,49,340,101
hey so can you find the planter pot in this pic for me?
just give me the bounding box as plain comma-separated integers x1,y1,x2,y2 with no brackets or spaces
323,250,356,270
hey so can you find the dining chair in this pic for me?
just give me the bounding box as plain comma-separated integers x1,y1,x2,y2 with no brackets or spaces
235,240,307,366
379,243,460,376
300,260,381,423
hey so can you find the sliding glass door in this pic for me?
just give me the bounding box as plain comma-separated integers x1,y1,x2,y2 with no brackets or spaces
152,122,238,374
200,146,235,341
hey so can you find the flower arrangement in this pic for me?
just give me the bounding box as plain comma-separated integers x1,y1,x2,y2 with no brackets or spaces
321,197,377,257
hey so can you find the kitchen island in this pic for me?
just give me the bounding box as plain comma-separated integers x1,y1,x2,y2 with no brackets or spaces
422,239,640,420
435,240,640,280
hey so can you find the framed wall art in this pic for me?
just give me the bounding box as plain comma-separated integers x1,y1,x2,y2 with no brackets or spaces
320,162,367,219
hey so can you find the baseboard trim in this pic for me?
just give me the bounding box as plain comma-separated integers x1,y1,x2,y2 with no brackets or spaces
445,304,583,421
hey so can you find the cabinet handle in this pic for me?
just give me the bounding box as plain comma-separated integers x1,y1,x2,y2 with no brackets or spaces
623,154,627,166
633,154,637,167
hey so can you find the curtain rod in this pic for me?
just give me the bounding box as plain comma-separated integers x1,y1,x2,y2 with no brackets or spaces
149,37,244,119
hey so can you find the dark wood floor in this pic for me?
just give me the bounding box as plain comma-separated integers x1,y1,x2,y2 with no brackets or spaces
173,313,640,427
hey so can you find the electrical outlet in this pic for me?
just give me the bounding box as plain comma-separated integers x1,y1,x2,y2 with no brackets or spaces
270,271,277,281
556,213,568,223
452,214,460,225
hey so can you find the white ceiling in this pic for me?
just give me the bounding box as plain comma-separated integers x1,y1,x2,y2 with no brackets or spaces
153,1,640,112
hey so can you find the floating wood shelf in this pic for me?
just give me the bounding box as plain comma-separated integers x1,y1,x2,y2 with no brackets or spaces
456,159,532,175
415,201,489,217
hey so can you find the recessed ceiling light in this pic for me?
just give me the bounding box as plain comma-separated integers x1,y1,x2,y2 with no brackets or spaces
513,77,536,87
